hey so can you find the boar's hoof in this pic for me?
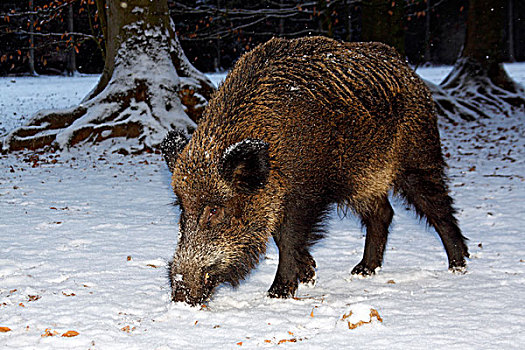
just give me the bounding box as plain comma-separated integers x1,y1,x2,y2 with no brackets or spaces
351,262,378,277
268,279,298,299
297,261,316,285
449,258,467,275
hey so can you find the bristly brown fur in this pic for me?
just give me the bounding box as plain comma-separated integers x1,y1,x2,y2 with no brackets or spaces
163,36,469,305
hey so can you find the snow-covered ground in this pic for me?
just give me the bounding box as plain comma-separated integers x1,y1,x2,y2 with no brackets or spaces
0,64,524,349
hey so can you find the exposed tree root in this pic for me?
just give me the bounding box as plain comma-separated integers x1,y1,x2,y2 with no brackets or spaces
427,58,525,123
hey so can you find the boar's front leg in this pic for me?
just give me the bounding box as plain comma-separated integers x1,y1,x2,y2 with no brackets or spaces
268,198,329,298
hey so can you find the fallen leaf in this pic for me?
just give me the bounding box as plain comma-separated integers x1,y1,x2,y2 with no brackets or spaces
370,308,383,322
146,264,158,268
28,295,41,302
0,327,11,333
41,328,58,337
61,330,79,337
341,311,352,320
236,341,243,346
278,338,297,344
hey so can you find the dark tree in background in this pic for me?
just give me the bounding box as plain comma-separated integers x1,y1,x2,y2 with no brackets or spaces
2,0,214,153
171,0,362,71
361,0,405,56
3,0,525,74
0,0,106,75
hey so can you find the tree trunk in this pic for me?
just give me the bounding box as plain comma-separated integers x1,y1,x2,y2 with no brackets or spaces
508,0,515,62
318,0,334,38
2,0,215,154
361,0,405,56
435,0,524,121
28,0,36,76
66,3,76,76
423,0,432,62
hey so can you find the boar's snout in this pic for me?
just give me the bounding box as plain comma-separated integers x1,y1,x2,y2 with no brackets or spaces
169,264,218,306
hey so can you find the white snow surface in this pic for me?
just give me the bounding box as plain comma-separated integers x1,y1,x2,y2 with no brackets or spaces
1,65,524,349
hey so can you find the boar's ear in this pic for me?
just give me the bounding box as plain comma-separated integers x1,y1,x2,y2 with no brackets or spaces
220,139,270,194
160,129,189,172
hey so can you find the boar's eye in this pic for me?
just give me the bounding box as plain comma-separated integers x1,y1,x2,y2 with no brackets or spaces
207,207,219,223
202,205,225,227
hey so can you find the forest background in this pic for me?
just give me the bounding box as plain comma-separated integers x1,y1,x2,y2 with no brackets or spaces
1,0,524,76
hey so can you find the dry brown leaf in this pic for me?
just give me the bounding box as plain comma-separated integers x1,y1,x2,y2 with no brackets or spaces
370,308,383,322
0,327,11,333
41,328,58,337
61,330,79,337
28,295,41,302
348,320,367,329
341,311,353,320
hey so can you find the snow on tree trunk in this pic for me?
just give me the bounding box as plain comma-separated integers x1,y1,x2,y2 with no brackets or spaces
2,0,214,154
430,0,524,122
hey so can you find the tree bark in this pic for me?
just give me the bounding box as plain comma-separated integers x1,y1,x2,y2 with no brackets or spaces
2,0,215,154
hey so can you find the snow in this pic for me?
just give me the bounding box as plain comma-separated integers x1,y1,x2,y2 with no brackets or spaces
1,65,524,349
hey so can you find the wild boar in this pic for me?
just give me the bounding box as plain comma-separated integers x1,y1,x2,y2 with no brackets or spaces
161,36,469,306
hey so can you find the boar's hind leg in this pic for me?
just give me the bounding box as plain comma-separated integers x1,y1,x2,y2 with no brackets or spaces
395,168,469,271
351,195,394,276
268,199,328,299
